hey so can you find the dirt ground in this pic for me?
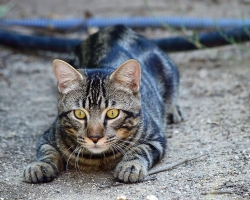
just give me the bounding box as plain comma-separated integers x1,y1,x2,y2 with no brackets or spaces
0,0,250,199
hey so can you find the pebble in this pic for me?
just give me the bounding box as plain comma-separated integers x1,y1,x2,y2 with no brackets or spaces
145,195,158,200
117,195,127,200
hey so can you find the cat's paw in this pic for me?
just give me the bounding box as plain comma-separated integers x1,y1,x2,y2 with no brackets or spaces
114,160,148,183
167,105,183,124
23,161,58,183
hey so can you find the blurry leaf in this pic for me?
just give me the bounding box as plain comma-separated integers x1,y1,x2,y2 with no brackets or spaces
0,1,15,19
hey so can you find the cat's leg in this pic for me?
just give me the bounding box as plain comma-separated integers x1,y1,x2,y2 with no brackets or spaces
165,81,183,124
167,103,183,124
114,141,164,183
23,143,63,183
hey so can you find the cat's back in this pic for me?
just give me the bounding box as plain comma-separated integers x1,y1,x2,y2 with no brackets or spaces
72,25,160,70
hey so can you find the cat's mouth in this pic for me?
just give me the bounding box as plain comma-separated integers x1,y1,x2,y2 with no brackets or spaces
77,136,110,154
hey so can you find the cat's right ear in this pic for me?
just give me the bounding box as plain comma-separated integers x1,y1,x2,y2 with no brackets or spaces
52,59,83,93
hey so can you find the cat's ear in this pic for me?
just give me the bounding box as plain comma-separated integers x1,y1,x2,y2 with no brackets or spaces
110,59,141,93
52,59,83,93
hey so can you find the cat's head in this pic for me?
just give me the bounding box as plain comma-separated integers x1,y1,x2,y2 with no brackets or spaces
53,59,141,154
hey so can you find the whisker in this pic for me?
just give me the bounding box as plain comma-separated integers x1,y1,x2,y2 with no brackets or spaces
116,140,146,159
110,143,128,160
75,146,81,170
76,147,84,175
61,145,74,159
66,145,80,172
109,146,116,159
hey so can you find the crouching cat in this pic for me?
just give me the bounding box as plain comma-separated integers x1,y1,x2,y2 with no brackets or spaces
23,25,182,183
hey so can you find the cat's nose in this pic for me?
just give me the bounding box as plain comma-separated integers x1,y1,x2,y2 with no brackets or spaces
88,135,103,144
87,125,104,143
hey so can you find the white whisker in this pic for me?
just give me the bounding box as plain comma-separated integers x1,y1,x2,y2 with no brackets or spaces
66,145,81,172
76,147,84,175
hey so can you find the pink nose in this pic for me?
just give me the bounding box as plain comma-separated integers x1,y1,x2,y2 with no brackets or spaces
88,135,102,144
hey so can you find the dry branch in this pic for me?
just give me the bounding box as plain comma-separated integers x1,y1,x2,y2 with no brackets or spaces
99,153,209,189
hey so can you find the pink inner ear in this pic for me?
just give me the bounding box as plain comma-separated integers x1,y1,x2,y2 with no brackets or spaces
52,59,83,93
54,65,73,84
111,59,141,93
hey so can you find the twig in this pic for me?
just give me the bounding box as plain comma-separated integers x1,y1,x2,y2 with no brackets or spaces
98,153,209,189
99,176,157,189
201,190,233,195
148,153,209,175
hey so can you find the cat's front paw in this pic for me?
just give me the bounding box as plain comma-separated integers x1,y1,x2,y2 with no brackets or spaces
114,160,148,183
23,161,58,183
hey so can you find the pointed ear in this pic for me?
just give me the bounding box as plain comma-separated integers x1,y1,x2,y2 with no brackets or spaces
52,59,83,93
110,59,141,93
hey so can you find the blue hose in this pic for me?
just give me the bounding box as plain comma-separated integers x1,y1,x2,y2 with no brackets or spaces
1,17,250,30
0,16,250,52
1,25,250,52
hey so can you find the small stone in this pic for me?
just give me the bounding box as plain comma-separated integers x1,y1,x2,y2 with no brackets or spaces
243,193,249,197
145,195,158,200
117,195,127,200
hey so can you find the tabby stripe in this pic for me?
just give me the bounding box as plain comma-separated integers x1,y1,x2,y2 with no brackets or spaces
58,111,71,119
82,99,86,108
65,129,76,135
105,99,109,108
28,167,32,181
101,79,106,97
103,118,107,128
140,150,152,167
114,110,140,131
122,110,141,119
85,78,91,99
97,96,102,108
39,158,58,173
127,126,141,141
34,171,39,183
63,125,73,129
121,125,137,131
86,96,90,108
146,142,163,166
84,34,97,67
122,145,152,169
39,165,48,182
91,80,100,104
40,148,59,158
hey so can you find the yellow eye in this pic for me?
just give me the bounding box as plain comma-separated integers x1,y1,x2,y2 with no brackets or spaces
106,109,119,119
74,109,86,119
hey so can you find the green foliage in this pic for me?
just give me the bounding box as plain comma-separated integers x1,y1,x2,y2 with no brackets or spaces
0,1,15,19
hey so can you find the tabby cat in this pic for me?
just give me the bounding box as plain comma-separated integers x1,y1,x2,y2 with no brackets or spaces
23,25,182,183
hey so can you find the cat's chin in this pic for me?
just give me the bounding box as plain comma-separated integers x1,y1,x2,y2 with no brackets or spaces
86,145,110,154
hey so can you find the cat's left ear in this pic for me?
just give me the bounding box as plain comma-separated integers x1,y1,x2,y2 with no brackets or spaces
52,59,83,93
110,59,141,94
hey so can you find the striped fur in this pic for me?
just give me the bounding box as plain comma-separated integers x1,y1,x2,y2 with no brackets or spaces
23,25,182,183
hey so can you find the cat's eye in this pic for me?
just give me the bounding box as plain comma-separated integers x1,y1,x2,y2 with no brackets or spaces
74,109,86,119
106,109,119,119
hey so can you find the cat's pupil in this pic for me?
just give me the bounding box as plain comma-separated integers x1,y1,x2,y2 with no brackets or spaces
107,109,119,119
74,109,86,119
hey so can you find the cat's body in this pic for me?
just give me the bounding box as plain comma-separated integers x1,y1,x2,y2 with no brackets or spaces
23,25,182,183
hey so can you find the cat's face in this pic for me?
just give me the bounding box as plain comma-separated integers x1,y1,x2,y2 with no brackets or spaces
53,59,141,154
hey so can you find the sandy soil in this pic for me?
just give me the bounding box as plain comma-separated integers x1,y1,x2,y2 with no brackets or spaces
0,0,250,199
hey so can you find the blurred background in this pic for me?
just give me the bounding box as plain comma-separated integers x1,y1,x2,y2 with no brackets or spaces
1,0,250,40
3,0,250,19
